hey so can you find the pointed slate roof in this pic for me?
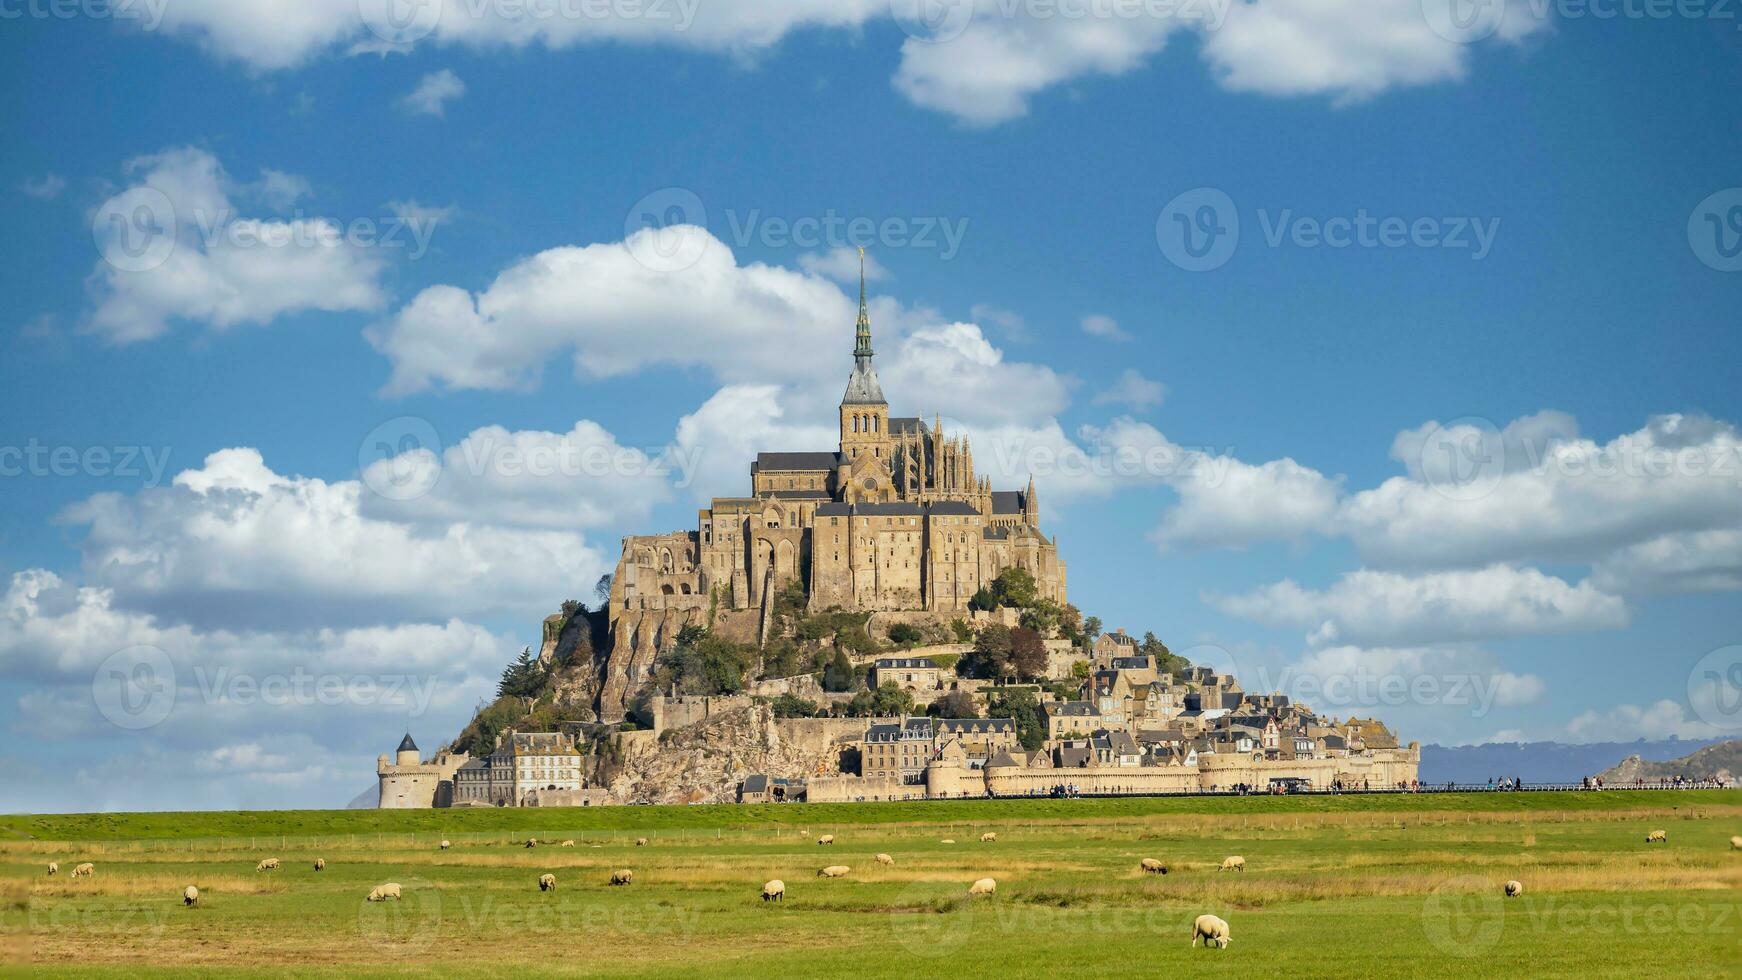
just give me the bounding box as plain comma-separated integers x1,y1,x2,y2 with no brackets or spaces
397,733,418,753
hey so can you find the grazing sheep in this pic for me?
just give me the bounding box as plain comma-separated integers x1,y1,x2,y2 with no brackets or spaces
440,840,451,850
817,834,835,846
1505,880,1523,898
314,858,326,872
366,883,402,902
1731,836,1742,850
183,885,199,907
610,869,634,886
256,858,280,872
525,838,538,849
1646,830,1667,843
980,832,998,843
636,838,649,847
1191,914,1231,949
561,840,576,848
47,862,57,876
539,873,557,892
1141,858,1167,875
817,865,850,879
968,877,997,897
762,879,785,902
1219,856,1246,872
940,839,955,845
72,863,94,878
875,853,895,866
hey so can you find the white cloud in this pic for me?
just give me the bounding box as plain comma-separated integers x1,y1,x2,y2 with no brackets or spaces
1566,700,1727,742
399,68,466,116
1152,451,1342,551
674,385,839,502
362,419,679,530
1340,413,1742,574
799,245,886,284
85,147,387,344
19,173,67,199
126,2,1541,126
1092,368,1165,412
60,447,609,631
1209,565,1629,647
1592,528,1742,596
1080,314,1128,341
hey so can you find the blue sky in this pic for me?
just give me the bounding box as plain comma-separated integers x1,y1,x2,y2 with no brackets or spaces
2,2,1741,810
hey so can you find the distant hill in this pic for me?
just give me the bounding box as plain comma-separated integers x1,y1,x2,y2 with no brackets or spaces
1599,740,1741,784
1420,738,1732,785
346,785,378,809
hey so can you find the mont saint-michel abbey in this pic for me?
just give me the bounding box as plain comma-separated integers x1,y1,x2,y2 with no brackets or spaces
605,261,1065,675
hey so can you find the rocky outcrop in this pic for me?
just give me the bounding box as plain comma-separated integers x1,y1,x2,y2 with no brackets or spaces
1598,740,1740,784
593,704,851,805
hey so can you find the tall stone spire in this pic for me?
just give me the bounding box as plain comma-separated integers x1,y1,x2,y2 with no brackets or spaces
854,246,873,362
840,247,886,406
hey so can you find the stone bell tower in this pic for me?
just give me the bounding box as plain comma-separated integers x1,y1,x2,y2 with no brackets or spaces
838,248,893,500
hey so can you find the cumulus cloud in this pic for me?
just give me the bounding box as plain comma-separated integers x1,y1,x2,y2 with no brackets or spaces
1080,314,1128,341
1208,565,1629,647
1092,368,1165,412
398,69,466,116
60,447,609,631
1566,700,1728,742
86,147,387,344
126,2,1540,125
799,245,886,284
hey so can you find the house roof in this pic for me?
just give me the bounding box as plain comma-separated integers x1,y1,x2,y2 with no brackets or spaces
1110,656,1152,670
755,451,841,472
742,774,769,794
936,718,1015,734
764,489,832,500
990,491,1027,514
1055,746,1092,768
986,750,1023,769
1047,700,1098,717
397,733,418,753
927,501,980,516
874,657,938,670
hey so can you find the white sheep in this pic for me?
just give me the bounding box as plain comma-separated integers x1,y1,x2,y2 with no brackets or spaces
47,862,58,876
1141,858,1167,875
940,839,955,845
440,840,451,850
967,877,997,896
539,873,557,892
817,865,850,878
875,853,895,866
313,858,326,872
561,840,576,848
366,883,402,902
1731,836,1742,850
524,838,538,849
255,858,280,872
1219,856,1246,872
762,879,785,902
1504,880,1523,898
817,834,835,846
980,832,998,843
1646,829,1667,843
636,837,649,847
72,863,95,878
610,869,634,886
183,885,199,907
1191,914,1231,949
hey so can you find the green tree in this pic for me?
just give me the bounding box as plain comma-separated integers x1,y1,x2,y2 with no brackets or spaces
770,693,819,718
990,567,1039,609
869,682,915,717
1010,626,1049,681
497,647,544,698
986,688,1045,751
961,624,1013,679
887,623,922,646
822,649,858,693
1082,615,1103,642
969,587,999,612
949,618,975,643
927,690,979,719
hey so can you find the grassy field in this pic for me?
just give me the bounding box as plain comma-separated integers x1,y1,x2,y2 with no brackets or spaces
4,791,1738,978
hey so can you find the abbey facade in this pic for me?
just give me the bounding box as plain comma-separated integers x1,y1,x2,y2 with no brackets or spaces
599,259,1064,717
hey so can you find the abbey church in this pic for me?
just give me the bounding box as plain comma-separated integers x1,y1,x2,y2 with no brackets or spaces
599,255,1065,714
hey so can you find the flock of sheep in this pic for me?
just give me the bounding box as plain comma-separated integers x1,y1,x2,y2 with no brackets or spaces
43,825,1742,951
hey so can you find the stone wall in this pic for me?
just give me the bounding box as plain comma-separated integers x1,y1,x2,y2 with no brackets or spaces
806,774,927,803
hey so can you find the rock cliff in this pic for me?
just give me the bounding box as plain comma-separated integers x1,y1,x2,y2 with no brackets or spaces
592,704,848,805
